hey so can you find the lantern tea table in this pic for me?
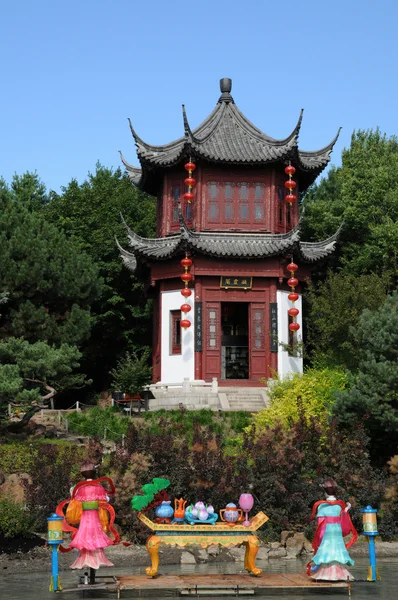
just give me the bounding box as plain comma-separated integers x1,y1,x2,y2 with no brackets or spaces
138,511,269,577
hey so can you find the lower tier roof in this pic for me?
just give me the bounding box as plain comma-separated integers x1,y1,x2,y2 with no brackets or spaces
117,212,341,272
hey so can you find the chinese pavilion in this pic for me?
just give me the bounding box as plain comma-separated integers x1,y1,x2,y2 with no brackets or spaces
117,78,340,386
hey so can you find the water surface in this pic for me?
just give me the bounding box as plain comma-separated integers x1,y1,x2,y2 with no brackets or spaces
0,557,393,600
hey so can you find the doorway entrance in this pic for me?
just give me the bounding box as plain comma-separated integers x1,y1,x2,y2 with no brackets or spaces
221,302,249,379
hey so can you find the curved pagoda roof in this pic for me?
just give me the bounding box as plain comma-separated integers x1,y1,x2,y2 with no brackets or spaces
116,212,342,273
120,78,341,195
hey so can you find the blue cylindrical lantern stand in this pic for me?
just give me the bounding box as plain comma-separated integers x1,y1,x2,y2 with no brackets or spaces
360,506,381,582
47,514,64,592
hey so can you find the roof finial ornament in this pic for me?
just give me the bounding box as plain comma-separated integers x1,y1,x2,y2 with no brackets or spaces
218,78,234,104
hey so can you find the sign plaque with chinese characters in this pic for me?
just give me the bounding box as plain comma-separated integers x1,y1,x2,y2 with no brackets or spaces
220,276,253,290
270,302,278,353
194,302,203,352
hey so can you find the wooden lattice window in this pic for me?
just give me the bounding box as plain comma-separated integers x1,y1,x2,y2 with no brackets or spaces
223,182,234,222
238,183,250,223
207,182,220,223
206,306,220,351
170,310,181,355
171,185,180,225
253,183,265,222
278,186,284,224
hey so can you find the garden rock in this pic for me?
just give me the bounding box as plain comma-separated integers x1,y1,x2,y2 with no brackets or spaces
196,549,209,562
280,530,293,546
180,551,196,564
207,544,220,557
286,532,309,558
0,473,32,504
228,546,245,561
256,546,270,560
268,546,287,559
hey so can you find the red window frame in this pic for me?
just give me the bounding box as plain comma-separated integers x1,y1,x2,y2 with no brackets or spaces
170,310,181,355
169,179,193,231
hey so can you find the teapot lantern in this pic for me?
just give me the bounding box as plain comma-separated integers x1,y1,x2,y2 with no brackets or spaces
220,503,243,526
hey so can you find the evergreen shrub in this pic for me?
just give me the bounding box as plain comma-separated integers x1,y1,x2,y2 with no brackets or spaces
0,498,35,538
0,442,37,474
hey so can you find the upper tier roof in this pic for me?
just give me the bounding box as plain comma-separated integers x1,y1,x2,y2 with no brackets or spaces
116,211,342,273
120,78,341,195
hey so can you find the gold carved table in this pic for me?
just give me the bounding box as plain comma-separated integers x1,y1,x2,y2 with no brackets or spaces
138,511,269,577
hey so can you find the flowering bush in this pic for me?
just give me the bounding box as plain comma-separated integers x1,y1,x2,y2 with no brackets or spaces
252,368,348,432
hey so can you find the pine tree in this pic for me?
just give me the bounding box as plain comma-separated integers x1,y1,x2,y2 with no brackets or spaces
0,175,102,346
333,293,398,459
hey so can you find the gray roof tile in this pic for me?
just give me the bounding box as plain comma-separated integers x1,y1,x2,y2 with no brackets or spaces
121,80,340,194
117,214,341,271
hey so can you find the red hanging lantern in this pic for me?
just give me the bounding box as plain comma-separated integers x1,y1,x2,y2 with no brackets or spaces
284,179,296,190
179,254,193,329
287,257,300,334
184,191,194,203
181,272,193,283
183,160,196,205
180,257,193,269
285,161,296,206
284,165,296,176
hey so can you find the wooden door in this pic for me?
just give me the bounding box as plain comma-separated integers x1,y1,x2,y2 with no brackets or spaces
204,302,221,380
249,303,268,381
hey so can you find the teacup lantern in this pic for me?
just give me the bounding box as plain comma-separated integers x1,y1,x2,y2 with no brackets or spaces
220,502,243,526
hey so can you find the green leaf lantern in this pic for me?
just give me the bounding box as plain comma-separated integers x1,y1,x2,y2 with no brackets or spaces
131,478,170,512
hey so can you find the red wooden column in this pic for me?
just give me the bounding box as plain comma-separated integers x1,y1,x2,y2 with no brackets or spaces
152,292,161,383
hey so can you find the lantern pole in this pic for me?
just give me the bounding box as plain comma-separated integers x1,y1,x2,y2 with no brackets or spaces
360,505,381,582
47,513,64,592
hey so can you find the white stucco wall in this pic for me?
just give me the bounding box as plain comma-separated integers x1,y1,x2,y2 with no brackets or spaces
160,290,195,384
277,290,303,378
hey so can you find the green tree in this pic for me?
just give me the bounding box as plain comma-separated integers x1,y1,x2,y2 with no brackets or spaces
333,293,398,459
110,350,152,396
0,175,102,347
305,271,389,369
0,338,85,430
302,129,398,281
44,164,156,388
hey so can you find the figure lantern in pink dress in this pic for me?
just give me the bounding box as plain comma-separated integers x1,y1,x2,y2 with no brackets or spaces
307,478,358,581
56,461,119,570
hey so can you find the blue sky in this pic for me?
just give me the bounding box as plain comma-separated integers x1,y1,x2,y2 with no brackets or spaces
0,0,395,192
